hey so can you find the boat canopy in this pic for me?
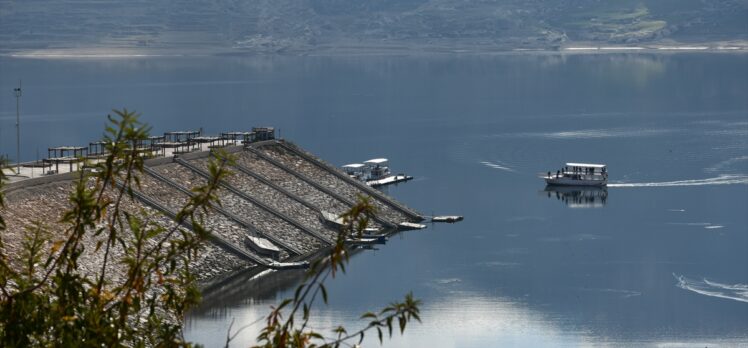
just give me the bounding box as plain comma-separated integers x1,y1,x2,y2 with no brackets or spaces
342,163,366,169
565,162,606,169
364,158,388,165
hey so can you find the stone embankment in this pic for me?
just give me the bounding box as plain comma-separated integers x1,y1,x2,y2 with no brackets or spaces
236,151,352,218
256,144,415,224
0,140,423,285
191,157,339,242
137,166,283,260
1,178,248,283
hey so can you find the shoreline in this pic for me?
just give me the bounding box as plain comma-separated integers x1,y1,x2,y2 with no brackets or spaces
2,41,747,60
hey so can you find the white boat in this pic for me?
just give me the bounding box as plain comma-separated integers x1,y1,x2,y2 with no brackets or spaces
364,158,391,181
543,163,607,187
341,158,414,187
342,163,367,181
244,234,281,260
345,236,386,245
268,260,310,270
398,222,427,230
320,211,345,226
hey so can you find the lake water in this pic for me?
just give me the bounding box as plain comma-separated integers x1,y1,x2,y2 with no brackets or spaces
1,53,747,347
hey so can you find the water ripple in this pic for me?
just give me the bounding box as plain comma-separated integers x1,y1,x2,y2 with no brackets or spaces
480,161,515,172
705,156,748,173
674,274,748,303
609,174,748,188
490,127,677,140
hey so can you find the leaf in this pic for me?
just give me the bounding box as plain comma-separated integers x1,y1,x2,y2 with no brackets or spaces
51,240,65,254
320,284,328,304
278,298,293,310
330,326,342,339
295,283,305,302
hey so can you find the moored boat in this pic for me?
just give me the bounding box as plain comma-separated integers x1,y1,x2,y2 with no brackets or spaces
340,158,414,187
364,158,391,180
244,234,281,260
543,163,607,187
342,163,367,181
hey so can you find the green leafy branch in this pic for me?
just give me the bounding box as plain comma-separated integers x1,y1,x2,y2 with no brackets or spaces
247,195,421,348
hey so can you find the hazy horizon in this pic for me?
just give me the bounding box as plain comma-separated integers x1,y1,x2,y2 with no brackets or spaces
1,0,747,54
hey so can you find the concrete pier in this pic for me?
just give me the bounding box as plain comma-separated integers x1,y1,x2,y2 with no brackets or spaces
0,139,423,285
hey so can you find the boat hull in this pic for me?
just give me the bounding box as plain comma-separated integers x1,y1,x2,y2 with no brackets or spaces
544,177,607,187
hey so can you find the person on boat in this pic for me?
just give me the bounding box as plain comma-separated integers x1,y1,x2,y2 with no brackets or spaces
556,170,560,178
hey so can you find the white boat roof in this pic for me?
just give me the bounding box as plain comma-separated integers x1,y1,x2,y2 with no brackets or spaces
365,158,388,165
342,163,366,168
566,162,606,168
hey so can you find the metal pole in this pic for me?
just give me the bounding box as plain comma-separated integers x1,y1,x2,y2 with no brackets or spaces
14,80,22,174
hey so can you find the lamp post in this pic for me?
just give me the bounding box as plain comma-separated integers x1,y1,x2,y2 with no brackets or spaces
14,80,21,174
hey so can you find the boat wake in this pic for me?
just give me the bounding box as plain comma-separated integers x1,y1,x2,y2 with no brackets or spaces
674,274,748,303
500,127,676,140
480,161,515,172
705,156,748,173
608,174,748,188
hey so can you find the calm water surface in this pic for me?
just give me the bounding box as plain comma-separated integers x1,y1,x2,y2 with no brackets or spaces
1,53,747,347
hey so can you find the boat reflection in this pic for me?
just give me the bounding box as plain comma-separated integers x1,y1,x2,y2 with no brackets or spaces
543,185,608,208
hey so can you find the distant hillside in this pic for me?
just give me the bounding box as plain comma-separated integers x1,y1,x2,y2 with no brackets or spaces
1,0,746,53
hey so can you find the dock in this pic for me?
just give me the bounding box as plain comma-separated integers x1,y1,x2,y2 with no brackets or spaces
398,222,427,230
367,174,414,187
431,216,464,223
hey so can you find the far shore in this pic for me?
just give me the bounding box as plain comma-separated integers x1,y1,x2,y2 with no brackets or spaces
1,41,747,60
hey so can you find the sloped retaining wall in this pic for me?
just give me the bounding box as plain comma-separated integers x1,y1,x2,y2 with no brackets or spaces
0,141,422,286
